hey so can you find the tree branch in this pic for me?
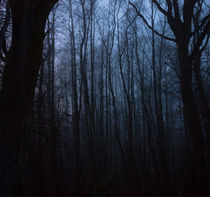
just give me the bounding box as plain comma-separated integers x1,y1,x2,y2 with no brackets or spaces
129,1,176,42
172,0,180,20
190,12,210,37
165,0,173,16
152,0,170,18
191,17,210,58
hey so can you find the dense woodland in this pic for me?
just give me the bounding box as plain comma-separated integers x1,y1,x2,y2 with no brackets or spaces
0,0,209,196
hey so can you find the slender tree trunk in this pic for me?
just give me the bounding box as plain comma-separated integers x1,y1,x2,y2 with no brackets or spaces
193,52,210,133
69,0,82,194
151,4,169,183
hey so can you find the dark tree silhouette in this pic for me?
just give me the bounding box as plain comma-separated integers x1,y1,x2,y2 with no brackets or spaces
0,0,58,196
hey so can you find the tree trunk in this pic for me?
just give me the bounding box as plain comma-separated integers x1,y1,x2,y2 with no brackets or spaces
193,52,210,133
0,0,57,195
178,45,206,188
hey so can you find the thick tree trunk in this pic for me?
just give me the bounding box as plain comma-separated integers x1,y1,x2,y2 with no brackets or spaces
178,45,207,188
0,0,57,195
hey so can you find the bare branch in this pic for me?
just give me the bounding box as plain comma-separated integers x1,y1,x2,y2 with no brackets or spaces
183,0,197,26
165,0,173,16
190,12,210,37
129,1,176,42
152,0,170,18
191,17,210,58
172,0,180,20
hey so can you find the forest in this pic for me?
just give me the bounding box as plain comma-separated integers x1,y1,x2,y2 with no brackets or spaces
0,0,209,196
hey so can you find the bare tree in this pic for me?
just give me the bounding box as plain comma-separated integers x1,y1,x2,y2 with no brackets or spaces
130,0,209,189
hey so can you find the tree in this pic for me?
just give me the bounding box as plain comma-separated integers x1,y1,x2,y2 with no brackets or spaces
0,0,58,195
130,0,209,190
